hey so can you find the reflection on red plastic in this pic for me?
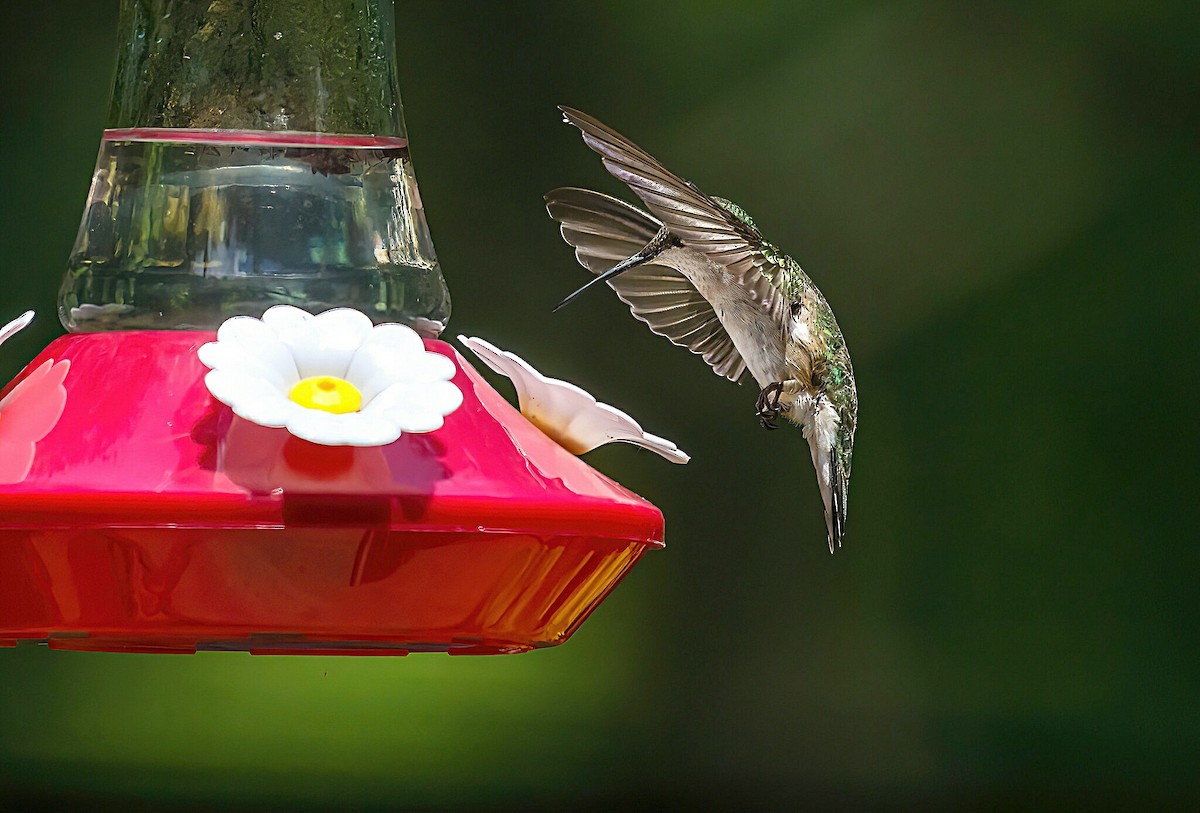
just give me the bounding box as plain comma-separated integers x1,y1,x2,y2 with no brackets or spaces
0,332,663,655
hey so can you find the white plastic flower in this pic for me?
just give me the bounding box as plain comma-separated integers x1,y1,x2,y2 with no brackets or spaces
200,306,462,447
459,336,689,464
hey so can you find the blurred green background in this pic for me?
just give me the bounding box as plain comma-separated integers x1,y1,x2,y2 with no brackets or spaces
2,1,1199,809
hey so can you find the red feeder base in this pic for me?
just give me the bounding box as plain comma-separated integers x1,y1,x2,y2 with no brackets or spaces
0,332,663,655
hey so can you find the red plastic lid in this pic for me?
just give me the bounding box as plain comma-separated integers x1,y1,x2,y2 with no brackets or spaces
0,331,664,544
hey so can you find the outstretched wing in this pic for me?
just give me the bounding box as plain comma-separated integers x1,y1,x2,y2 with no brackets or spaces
546,187,747,382
558,106,789,310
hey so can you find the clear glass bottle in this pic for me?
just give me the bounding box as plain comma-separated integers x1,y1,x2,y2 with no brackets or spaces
59,0,450,336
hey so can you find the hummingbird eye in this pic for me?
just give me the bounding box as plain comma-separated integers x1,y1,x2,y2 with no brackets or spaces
790,301,802,318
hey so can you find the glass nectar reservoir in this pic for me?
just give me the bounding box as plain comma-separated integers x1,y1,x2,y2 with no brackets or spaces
58,0,450,335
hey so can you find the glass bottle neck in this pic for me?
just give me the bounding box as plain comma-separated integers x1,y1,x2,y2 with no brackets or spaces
107,0,405,137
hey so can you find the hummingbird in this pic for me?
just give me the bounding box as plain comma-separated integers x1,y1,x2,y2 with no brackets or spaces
546,107,857,552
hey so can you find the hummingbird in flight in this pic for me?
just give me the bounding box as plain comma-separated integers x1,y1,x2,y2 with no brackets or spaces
546,107,858,552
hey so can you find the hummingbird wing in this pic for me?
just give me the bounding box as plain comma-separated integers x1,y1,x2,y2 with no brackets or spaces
546,187,747,382
558,107,785,311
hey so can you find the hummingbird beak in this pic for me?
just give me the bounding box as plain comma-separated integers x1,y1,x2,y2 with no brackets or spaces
553,225,675,312
553,251,654,312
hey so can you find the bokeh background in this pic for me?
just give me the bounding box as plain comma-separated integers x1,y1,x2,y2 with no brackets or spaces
2,1,1199,809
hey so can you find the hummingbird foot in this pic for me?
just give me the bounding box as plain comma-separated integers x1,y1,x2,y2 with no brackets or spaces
756,382,786,430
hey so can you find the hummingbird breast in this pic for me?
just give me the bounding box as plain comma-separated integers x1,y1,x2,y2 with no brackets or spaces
785,299,824,391
656,246,788,389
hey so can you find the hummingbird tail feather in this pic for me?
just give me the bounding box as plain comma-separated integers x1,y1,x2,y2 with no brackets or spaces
829,454,845,553
803,397,846,553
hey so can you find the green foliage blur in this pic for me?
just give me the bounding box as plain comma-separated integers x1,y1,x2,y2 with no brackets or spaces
2,1,1199,809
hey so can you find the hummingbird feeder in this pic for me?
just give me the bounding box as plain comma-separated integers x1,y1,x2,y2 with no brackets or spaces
0,0,669,655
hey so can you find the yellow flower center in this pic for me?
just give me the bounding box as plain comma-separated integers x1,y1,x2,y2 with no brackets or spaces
288,376,363,414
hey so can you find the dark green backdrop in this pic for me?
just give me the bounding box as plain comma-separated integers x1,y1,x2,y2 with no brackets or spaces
2,2,1198,809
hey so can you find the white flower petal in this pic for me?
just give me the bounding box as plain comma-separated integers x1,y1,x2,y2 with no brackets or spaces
572,404,690,464
198,341,295,390
286,409,401,447
459,335,688,464
636,431,691,464
421,379,465,414
347,339,455,402
273,328,330,379
271,328,320,379
216,314,272,345
345,350,406,402
382,409,443,434
399,351,457,383
456,336,505,372
0,311,34,347
458,335,555,411
260,305,312,332
577,401,649,442
311,308,375,346
360,322,426,356
283,409,341,445
515,375,603,450
205,371,292,426
337,416,404,447
460,335,568,426
269,308,372,379
211,316,300,383
363,380,463,421
360,381,460,434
